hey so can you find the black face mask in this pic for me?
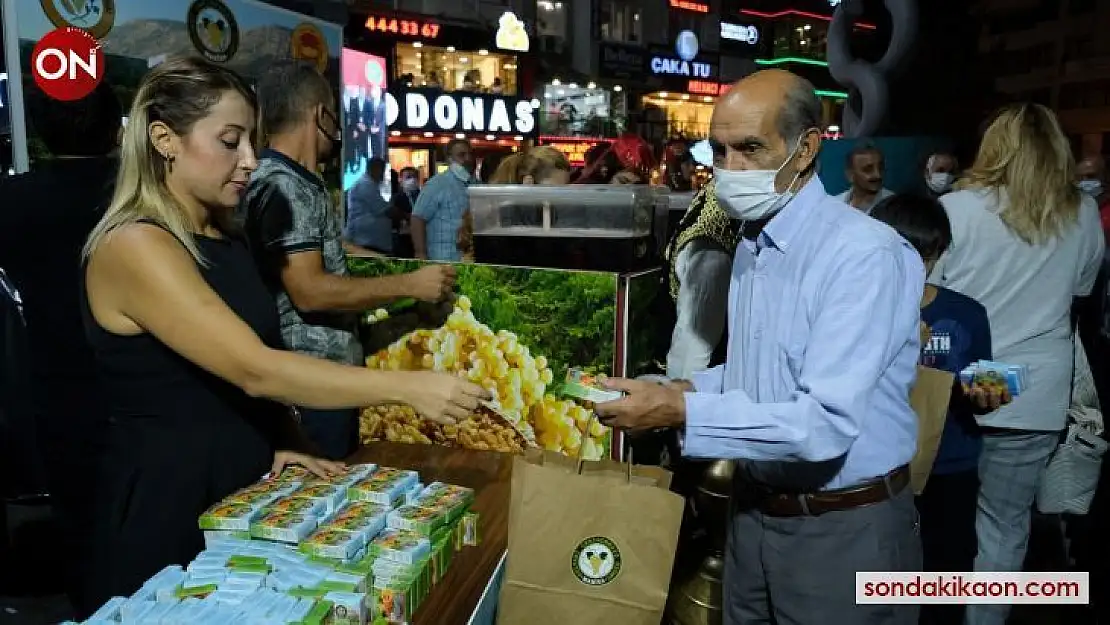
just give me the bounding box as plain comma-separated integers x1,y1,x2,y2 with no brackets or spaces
317,108,342,160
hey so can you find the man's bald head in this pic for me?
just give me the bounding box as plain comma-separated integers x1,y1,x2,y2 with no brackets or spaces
709,69,822,190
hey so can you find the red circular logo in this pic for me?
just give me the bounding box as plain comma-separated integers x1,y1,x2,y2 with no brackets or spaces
31,27,105,102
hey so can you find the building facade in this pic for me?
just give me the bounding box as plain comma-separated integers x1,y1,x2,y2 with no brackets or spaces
975,0,1110,155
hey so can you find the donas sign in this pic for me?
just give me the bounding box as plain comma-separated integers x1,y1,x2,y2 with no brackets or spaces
386,89,537,137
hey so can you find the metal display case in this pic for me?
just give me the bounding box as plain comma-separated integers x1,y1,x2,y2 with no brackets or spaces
467,185,671,273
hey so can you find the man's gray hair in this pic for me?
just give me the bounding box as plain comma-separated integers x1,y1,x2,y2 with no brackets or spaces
777,76,823,146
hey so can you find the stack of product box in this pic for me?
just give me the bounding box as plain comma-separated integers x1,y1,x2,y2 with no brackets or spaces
71,464,479,625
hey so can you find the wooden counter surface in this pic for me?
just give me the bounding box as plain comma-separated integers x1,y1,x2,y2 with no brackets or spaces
349,442,511,623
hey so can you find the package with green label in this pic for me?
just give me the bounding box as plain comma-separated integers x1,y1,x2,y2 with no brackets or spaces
258,495,326,518
325,508,388,543
368,529,431,565
248,510,317,544
385,503,449,536
198,502,257,532
561,367,625,403
325,591,368,625
300,526,367,561
347,468,419,508
292,483,348,516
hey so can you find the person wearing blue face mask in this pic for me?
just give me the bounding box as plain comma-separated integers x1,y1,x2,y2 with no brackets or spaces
412,139,477,261
594,69,925,625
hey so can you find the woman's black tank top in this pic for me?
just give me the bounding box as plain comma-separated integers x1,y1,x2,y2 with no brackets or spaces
80,225,285,435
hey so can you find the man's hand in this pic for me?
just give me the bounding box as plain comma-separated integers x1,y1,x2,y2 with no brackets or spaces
594,378,687,433
406,265,456,302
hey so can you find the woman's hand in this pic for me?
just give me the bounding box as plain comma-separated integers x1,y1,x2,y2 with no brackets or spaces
271,450,347,480
404,372,491,425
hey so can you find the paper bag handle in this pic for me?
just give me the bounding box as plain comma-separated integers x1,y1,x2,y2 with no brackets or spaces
577,412,634,483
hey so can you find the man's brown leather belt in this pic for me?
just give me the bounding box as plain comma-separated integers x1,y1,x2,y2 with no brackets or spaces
758,465,910,517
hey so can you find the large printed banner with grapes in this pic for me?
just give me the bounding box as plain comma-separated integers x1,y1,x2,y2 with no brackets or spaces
349,257,619,461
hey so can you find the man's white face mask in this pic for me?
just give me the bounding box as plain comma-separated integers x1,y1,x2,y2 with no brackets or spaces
927,172,954,193
714,134,809,221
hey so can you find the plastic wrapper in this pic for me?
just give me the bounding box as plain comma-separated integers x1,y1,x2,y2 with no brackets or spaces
368,529,431,565
292,483,347,516
198,502,257,532
258,494,326,518
386,504,448,537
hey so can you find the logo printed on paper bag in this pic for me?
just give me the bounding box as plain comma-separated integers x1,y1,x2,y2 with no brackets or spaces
187,0,239,63
572,536,621,586
291,23,328,73
31,27,104,101
40,0,116,39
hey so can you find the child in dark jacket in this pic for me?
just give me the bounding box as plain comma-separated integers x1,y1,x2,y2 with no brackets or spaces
871,195,1006,625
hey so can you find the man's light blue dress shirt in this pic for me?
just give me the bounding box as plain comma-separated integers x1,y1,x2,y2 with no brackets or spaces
684,177,925,491
412,171,470,262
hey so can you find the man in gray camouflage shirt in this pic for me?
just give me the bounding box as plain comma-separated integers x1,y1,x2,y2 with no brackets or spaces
242,61,454,459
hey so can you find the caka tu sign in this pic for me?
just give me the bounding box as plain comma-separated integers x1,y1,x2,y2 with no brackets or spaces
387,89,537,136
364,13,441,39
650,56,714,78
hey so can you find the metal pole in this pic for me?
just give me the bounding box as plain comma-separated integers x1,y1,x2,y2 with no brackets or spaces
1,0,28,173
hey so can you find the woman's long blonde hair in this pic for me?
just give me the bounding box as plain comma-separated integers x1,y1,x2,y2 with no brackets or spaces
958,102,1080,244
83,56,257,264
489,146,570,184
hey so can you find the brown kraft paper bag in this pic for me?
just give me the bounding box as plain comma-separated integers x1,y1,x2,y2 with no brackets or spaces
498,451,685,625
910,365,955,495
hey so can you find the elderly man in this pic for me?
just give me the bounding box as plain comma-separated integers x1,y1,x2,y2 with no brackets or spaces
923,150,958,198
1078,155,1110,235
838,142,894,212
597,69,924,625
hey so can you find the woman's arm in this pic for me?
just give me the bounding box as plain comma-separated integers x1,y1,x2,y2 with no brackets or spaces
86,224,485,421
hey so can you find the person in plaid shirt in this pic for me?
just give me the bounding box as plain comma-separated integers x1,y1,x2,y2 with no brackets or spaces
412,139,475,261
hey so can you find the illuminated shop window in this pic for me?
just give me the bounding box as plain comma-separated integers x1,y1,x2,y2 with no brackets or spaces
395,42,519,95
771,19,829,61
641,93,715,138
541,83,613,135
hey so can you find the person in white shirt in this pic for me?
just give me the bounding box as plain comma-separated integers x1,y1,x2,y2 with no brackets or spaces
836,142,894,212
930,103,1105,625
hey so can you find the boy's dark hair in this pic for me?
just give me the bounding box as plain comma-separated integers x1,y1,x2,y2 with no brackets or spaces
444,138,470,159
255,60,333,139
869,194,953,260
27,80,121,156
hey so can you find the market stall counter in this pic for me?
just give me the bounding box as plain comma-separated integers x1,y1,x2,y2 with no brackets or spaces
349,442,510,624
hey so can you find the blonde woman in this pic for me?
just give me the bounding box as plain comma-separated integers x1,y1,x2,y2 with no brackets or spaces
78,57,486,612
489,146,572,185
931,103,1104,625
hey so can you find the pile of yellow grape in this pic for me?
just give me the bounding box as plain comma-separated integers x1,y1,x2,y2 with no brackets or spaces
363,296,609,460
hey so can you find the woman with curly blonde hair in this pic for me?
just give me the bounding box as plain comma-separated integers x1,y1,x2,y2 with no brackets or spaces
931,102,1104,625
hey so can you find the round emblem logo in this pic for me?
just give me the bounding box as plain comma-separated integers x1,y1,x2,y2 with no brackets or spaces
291,23,328,73
187,0,239,64
675,30,699,62
571,536,621,586
31,27,105,101
40,0,116,40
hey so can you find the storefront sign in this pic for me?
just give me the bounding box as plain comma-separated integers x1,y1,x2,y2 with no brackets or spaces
669,0,708,12
387,89,537,136
650,31,715,79
496,12,530,52
363,13,441,39
720,22,759,44
291,23,328,72
598,43,645,79
687,80,720,96
539,139,604,166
